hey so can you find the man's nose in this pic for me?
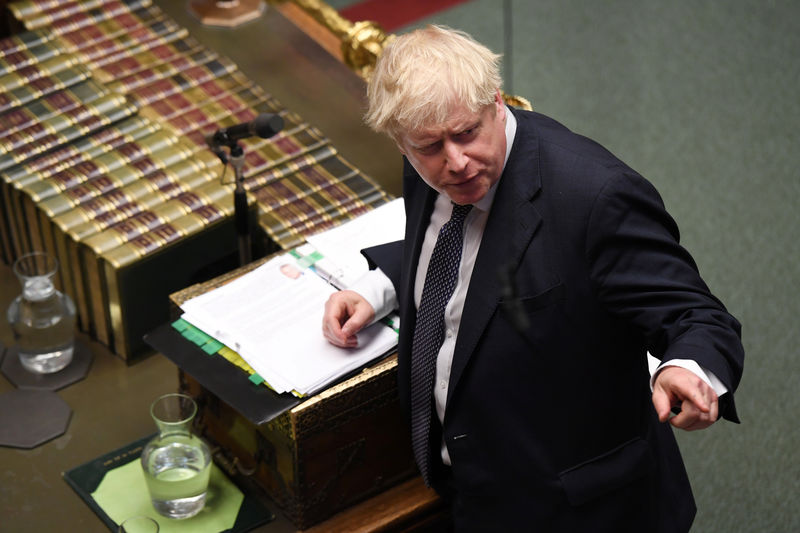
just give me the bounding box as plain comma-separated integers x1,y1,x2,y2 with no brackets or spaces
444,142,468,173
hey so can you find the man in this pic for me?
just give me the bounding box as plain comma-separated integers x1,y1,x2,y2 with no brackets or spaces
322,25,744,532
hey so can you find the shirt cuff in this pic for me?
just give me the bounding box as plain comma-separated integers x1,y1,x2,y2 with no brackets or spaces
649,357,729,397
348,268,398,325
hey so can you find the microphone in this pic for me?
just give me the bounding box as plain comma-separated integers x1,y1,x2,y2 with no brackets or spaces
498,262,530,335
206,113,284,149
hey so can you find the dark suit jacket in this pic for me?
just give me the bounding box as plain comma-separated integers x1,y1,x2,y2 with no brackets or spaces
365,107,744,532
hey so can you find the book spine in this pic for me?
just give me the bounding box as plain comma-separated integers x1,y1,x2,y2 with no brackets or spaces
154,88,279,149
104,201,234,271
76,18,186,70
101,198,235,357
0,79,109,138
56,154,217,340
3,116,157,188
268,189,389,251
71,157,220,335
66,161,220,240
0,53,81,93
93,37,204,83
0,64,91,115
7,0,64,21
106,48,221,94
54,5,169,60
52,147,218,236
0,40,61,74
0,117,158,260
139,78,269,127
0,97,137,171
245,142,339,192
0,92,129,153
139,70,256,121
118,55,239,106
19,0,123,29
310,192,390,237
0,193,13,263
18,188,50,257
24,129,178,203
240,125,332,186
248,146,340,207
0,30,51,58
27,0,153,33
256,169,360,237
5,102,138,258
72,180,227,340
256,163,387,249
1,183,26,261
38,142,198,219
81,180,233,257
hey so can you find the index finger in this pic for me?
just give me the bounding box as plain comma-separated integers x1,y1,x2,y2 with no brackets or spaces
322,297,357,347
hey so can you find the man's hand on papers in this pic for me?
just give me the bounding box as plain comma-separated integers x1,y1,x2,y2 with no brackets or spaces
323,290,376,348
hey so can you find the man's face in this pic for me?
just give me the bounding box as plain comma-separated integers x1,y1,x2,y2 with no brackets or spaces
398,90,507,206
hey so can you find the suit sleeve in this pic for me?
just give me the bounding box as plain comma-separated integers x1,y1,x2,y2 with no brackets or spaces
362,240,404,292
586,172,744,422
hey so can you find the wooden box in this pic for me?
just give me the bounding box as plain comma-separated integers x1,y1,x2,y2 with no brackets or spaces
146,262,420,529
179,353,417,529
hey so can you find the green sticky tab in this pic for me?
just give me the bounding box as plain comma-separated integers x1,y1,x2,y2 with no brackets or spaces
192,329,212,344
201,339,224,355
182,326,210,347
171,317,190,332
297,250,324,269
180,327,198,342
381,316,400,334
248,373,264,385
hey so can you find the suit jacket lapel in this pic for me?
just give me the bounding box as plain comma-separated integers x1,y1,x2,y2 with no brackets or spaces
399,158,438,353
447,109,543,406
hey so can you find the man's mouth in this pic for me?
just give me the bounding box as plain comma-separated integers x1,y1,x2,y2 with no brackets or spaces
450,173,479,187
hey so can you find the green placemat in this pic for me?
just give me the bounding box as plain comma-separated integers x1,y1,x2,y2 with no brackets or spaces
63,434,274,532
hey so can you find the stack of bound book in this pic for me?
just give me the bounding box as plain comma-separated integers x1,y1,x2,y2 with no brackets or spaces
0,0,393,359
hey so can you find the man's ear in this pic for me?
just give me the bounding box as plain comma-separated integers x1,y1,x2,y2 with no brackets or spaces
494,89,505,114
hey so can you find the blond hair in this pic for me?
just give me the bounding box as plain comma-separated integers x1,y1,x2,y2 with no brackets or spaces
364,25,502,143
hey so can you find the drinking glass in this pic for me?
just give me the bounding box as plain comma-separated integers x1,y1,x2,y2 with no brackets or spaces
6,252,76,374
118,516,159,533
140,393,211,519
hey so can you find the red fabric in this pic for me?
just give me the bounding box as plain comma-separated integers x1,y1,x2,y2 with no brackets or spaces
340,0,470,32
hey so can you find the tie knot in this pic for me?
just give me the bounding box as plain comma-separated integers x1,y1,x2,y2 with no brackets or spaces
450,203,472,223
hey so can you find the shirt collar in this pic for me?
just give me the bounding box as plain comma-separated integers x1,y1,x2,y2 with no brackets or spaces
473,106,517,213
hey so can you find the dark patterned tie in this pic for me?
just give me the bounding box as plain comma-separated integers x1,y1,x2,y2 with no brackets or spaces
410,202,473,486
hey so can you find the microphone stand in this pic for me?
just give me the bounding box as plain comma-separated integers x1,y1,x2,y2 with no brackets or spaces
229,143,251,266
209,140,251,267
206,113,283,267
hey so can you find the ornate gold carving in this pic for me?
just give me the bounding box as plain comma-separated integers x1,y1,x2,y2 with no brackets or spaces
341,20,393,79
271,0,531,105
270,0,391,79
503,93,533,111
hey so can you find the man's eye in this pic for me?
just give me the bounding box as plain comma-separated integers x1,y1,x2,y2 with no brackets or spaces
418,142,440,154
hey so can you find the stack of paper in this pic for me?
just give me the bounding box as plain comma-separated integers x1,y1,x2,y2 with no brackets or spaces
305,197,405,288
179,199,405,396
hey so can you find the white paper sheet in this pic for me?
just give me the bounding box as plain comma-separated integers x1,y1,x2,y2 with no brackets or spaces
305,198,405,288
180,253,398,396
